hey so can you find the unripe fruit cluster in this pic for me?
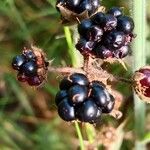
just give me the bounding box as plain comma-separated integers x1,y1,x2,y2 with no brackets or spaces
56,0,100,15
12,48,49,86
76,7,135,59
55,73,115,123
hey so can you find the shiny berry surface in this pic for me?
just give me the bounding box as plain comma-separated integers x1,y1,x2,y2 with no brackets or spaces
78,19,93,38
107,7,122,17
87,26,103,42
22,61,37,77
117,16,134,34
55,90,68,106
70,73,89,86
95,45,114,59
76,98,99,122
91,12,105,25
101,95,115,113
76,39,95,55
12,55,26,70
101,14,117,30
59,77,72,90
91,85,110,108
114,46,129,58
104,31,125,49
68,85,88,105
58,98,75,121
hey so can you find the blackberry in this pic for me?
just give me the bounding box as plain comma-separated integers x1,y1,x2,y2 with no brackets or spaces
91,12,105,25
76,98,100,122
59,77,73,90
68,85,88,105
78,19,93,38
58,98,75,121
90,84,110,108
87,26,103,42
59,73,89,90
102,95,115,113
95,45,114,59
117,16,134,34
22,61,37,77
104,31,125,49
107,7,123,17
55,90,68,106
101,14,117,31
114,45,129,59
12,55,26,70
76,39,95,55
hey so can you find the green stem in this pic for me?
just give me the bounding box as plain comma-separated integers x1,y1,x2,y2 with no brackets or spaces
64,26,77,67
85,124,95,144
75,121,85,150
132,0,146,148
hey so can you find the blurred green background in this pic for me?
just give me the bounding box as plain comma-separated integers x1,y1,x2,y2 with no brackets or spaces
0,0,150,149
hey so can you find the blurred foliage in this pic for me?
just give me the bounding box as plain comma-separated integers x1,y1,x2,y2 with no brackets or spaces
0,0,150,149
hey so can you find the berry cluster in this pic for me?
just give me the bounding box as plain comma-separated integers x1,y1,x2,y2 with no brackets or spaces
133,66,150,103
76,7,135,59
55,73,115,123
12,47,48,86
56,0,100,16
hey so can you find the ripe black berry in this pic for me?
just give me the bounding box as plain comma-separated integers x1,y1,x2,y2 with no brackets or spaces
76,38,95,55
12,55,26,70
101,14,117,30
91,84,110,108
87,26,103,42
68,85,88,105
95,45,114,59
107,7,123,17
70,73,89,86
104,31,125,49
59,77,72,90
117,16,134,34
58,98,75,121
76,98,100,122
78,19,93,38
91,12,105,25
102,95,115,113
22,61,37,77
114,45,129,58
55,90,68,106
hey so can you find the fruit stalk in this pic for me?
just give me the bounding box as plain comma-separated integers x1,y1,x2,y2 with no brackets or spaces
132,0,146,148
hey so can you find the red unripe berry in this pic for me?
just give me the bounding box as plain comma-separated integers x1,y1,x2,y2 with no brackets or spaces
133,66,150,103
